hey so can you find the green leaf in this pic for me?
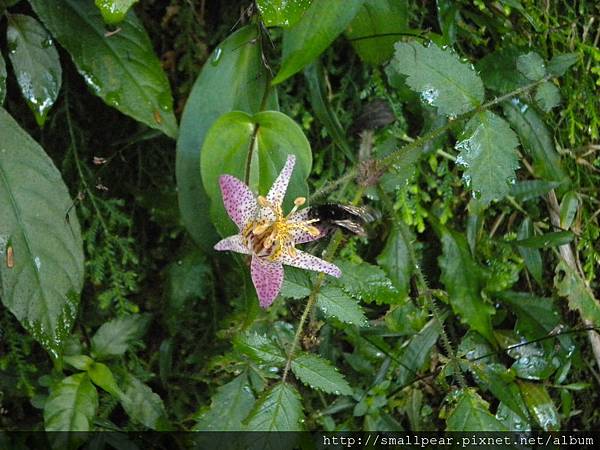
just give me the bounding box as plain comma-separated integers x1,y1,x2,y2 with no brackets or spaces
391,41,484,116
272,0,364,84
30,0,177,137
200,110,312,236
435,221,495,343
455,111,520,205
0,46,7,104
256,0,312,28
95,0,138,24
445,388,508,431
534,81,560,112
513,230,574,248
509,179,561,201
194,373,255,431
334,260,399,304
120,374,168,430
281,267,312,299
547,52,578,76
291,353,352,395
304,61,354,161
495,291,566,350
44,373,98,431
436,0,459,45
516,51,546,81
396,318,441,386
559,191,579,230
377,223,413,298
345,0,408,65
0,108,83,357
233,333,286,365
516,218,543,284
87,362,122,398
502,99,567,184
166,249,211,319
6,14,62,126
245,382,304,431
176,25,274,251
467,362,529,421
518,381,560,431
316,286,368,326
64,355,94,371
477,46,528,93
91,314,150,359
555,260,600,327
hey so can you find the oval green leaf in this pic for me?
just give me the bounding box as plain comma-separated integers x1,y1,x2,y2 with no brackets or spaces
6,14,62,126
44,373,98,431
0,108,84,357
291,352,353,395
256,0,312,28
272,0,364,84
200,110,312,236
29,0,177,137
176,25,275,251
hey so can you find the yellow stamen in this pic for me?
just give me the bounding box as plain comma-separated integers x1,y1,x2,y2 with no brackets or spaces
307,226,321,236
257,195,269,207
294,197,306,206
252,223,270,235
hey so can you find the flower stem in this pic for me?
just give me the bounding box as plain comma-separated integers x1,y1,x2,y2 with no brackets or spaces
282,188,364,382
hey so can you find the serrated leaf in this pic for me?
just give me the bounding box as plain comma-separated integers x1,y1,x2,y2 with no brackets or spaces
272,0,364,84
477,46,529,93
0,53,6,104
513,231,573,248
518,381,560,431
559,191,579,230
291,353,352,395
435,221,495,343
245,383,304,431
334,260,399,304
377,223,413,298
195,373,255,431
200,111,312,237
91,314,150,359
516,218,543,284
516,51,546,80
281,266,312,299
446,388,508,431
95,0,138,24
547,53,578,76
391,41,484,116
44,373,98,431
6,14,61,126
554,260,600,327
0,108,83,357
345,0,408,65
502,99,567,184
30,0,177,137
317,286,368,326
120,374,168,430
455,111,520,205
176,25,274,250
534,81,560,112
509,179,561,201
233,333,286,365
256,0,312,28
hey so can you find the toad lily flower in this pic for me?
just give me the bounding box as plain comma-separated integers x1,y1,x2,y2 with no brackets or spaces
214,155,341,308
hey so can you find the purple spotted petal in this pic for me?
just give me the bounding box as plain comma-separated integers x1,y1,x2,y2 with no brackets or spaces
278,250,341,278
251,256,284,308
266,155,296,205
219,175,257,230
290,208,326,244
214,234,251,255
